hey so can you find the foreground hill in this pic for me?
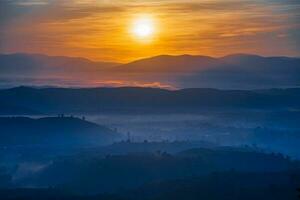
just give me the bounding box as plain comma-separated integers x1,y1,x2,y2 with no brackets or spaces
0,117,120,146
20,148,295,193
1,53,300,89
0,173,299,200
0,87,299,114
126,171,299,200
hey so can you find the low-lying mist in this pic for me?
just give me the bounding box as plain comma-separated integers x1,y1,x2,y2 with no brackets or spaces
85,110,300,158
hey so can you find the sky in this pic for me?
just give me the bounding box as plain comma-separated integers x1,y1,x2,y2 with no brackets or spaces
0,0,299,62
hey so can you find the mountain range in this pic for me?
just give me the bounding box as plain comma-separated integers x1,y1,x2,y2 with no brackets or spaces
0,86,299,114
0,53,299,89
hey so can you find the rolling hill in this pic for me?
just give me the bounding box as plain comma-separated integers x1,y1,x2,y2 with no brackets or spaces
0,53,300,89
0,116,120,146
0,87,299,114
111,54,223,73
0,53,119,76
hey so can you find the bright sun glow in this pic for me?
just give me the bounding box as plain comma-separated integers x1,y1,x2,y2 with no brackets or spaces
131,16,155,41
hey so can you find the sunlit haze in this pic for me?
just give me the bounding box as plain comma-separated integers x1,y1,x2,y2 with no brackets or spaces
0,0,299,62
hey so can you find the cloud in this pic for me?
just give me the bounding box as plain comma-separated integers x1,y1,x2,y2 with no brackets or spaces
0,77,176,90
12,0,49,6
0,0,299,61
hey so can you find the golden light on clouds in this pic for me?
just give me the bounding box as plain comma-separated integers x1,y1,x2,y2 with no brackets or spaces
0,0,299,62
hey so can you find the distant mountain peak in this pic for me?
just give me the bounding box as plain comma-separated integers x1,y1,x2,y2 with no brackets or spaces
221,53,263,60
1,53,300,89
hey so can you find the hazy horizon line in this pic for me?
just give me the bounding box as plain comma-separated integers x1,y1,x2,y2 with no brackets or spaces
1,51,300,64
2,85,300,92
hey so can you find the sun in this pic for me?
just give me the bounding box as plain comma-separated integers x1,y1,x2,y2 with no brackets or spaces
131,15,155,41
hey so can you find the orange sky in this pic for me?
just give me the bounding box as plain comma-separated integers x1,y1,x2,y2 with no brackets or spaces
0,0,299,62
